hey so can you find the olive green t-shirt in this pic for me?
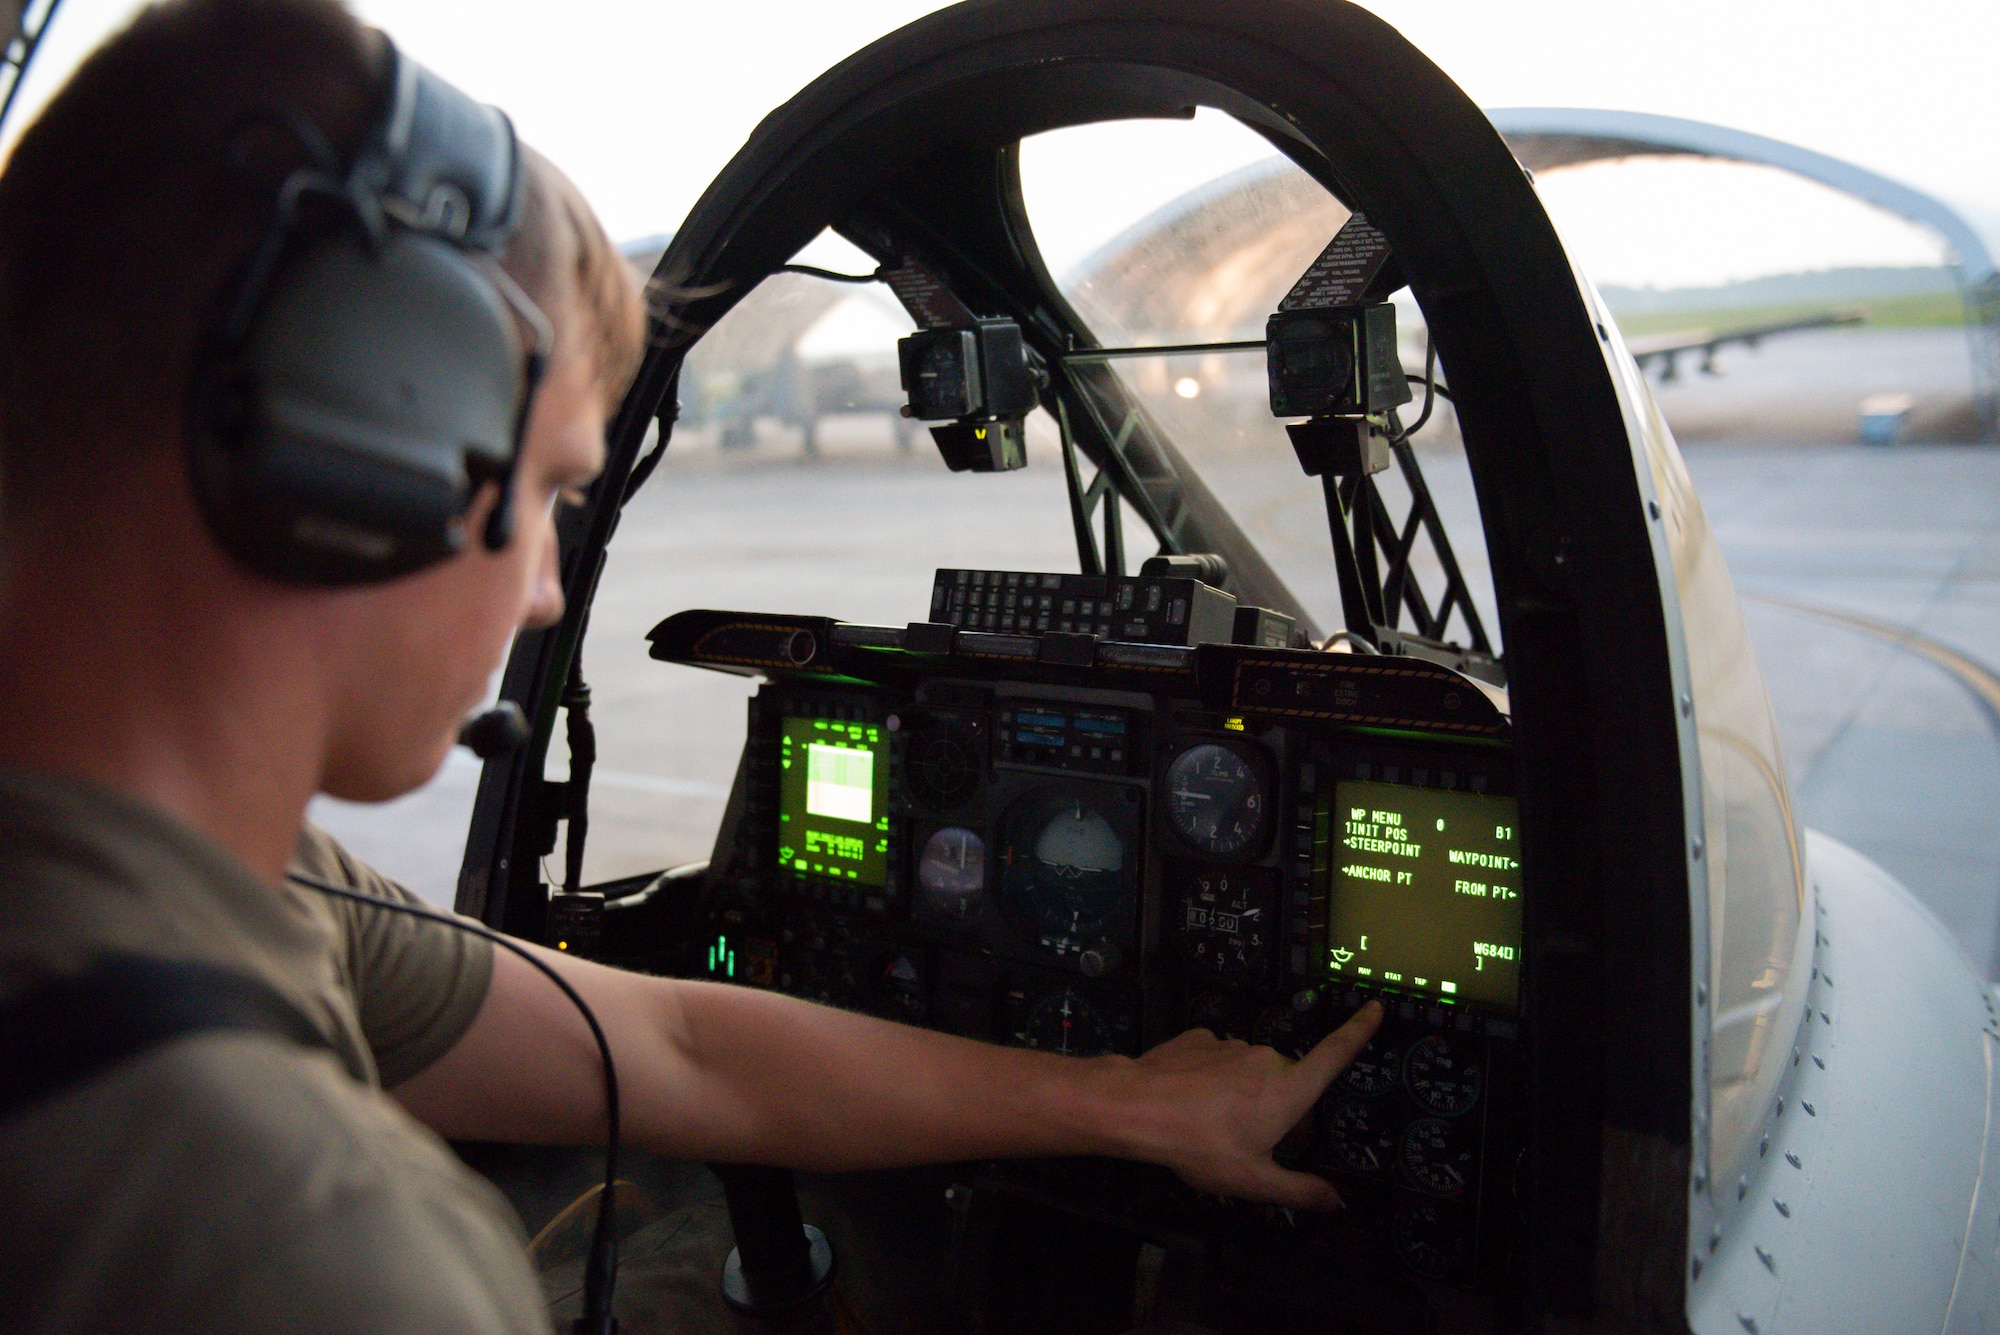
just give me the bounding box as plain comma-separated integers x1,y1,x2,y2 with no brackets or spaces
0,770,552,1335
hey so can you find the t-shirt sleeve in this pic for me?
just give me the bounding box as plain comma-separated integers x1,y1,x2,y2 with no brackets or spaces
290,821,495,1088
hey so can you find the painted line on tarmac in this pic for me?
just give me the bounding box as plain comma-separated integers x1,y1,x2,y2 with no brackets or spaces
1747,592,2000,981
1742,592,2000,721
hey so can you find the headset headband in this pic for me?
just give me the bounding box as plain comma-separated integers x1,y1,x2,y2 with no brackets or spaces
359,41,525,251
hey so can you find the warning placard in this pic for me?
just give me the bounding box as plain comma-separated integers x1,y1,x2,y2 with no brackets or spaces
881,258,976,330
1280,212,1396,312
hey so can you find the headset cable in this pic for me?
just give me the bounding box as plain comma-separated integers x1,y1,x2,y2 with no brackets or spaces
287,868,622,1335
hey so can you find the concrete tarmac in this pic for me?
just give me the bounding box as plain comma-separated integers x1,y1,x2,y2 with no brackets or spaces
314,326,2000,981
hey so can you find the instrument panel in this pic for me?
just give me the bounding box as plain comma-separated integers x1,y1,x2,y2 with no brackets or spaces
637,600,1526,1323
722,682,1520,1281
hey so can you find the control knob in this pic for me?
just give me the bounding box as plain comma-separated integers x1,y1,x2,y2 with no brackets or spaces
1079,942,1123,978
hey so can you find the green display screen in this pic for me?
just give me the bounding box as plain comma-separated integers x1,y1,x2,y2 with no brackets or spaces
778,716,889,888
1320,779,1523,1010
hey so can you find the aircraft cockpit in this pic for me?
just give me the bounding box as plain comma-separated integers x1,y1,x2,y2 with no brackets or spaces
454,3,2000,1332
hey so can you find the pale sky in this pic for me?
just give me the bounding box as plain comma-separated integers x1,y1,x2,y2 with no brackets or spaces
9,0,1996,288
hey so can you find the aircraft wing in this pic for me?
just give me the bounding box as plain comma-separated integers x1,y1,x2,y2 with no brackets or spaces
1626,306,1866,378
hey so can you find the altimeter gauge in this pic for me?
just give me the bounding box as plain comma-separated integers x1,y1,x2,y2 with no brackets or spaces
1178,864,1277,981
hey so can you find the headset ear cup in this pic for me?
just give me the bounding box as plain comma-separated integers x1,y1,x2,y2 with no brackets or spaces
189,231,528,586
187,357,263,555
208,369,255,450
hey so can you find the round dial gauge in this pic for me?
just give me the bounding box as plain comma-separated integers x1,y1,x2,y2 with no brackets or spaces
1399,1117,1477,1197
872,949,928,1024
997,789,1130,949
1334,1036,1402,1098
907,718,981,812
1179,866,1276,981
1018,987,1114,1057
917,826,986,920
1164,742,1270,857
1402,1035,1483,1117
1392,1199,1469,1280
1320,1097,1399,1175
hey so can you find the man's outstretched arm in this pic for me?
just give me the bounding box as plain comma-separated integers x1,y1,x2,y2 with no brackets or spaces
392,940,1382,1210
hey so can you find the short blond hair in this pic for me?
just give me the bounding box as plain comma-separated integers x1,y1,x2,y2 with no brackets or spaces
507,144,647,408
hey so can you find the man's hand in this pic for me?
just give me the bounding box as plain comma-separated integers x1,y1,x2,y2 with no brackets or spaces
397,941,1386,1211
1085,1002,1384,1210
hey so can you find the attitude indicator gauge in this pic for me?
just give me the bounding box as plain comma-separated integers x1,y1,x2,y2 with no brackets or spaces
996,787,1133,954
1164,740,1271,858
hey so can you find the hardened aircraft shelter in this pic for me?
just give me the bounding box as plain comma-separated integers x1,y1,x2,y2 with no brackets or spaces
1489,108,2000,439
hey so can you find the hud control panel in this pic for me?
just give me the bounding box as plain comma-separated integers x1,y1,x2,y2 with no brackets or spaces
930,568,1238,645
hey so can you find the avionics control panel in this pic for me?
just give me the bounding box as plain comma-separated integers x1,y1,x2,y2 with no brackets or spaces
930,567,1238,645
640,597,1523,1311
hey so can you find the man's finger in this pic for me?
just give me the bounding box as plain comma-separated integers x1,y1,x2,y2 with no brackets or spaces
1242,1161,1346,1213
1293,1000,1384,1091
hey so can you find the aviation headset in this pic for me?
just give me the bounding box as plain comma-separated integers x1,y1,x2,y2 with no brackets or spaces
190,38,552,587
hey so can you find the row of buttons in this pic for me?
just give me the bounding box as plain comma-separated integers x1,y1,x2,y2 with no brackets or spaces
998,740,1127,767
1354,759,1492,795
946,588,1174,624
776,873,892,915
1286,762,1321,976
951,569,1066,591
949,609,1121,636
950,587,1055,615
932,569,1210,647
1334,986,1519,1039
940,600,1164,641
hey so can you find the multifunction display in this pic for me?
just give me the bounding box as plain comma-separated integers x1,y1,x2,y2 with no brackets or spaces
1320,780,1523,1010
778,715,890,888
